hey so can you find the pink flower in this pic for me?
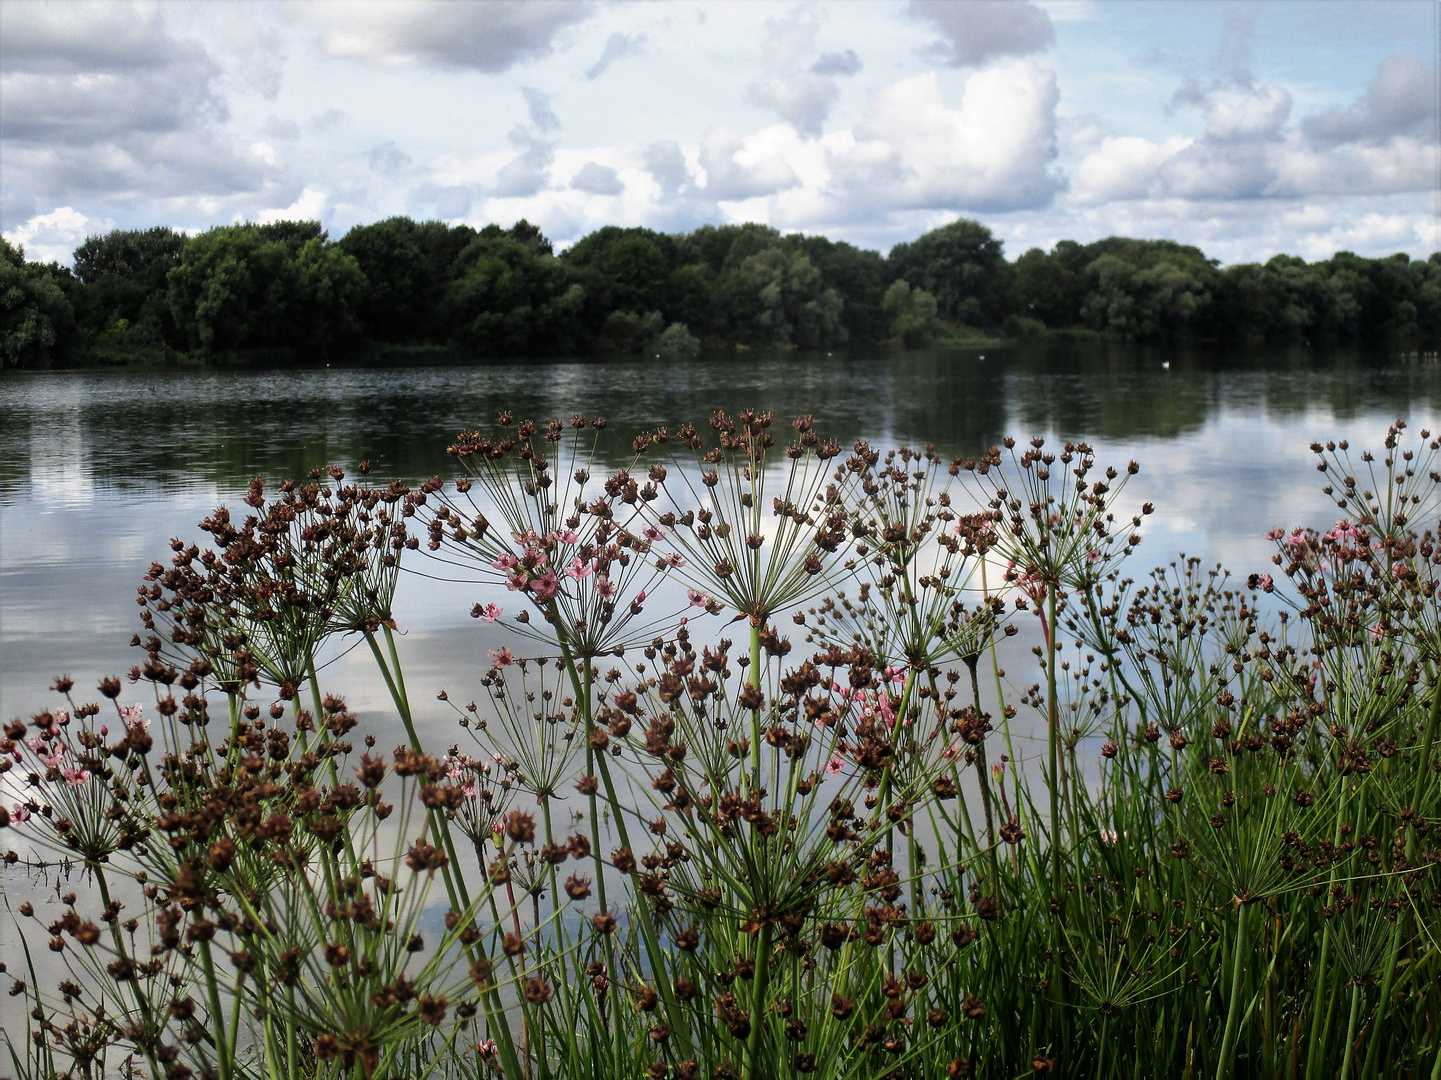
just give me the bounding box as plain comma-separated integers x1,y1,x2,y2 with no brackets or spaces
1266,527,1284,541
478,604,502,623
492,552,518,571
529,568,561,600
62,766,91,787
643,526,664,542
941,740,961,762
477,1039,498,1059
489,647,515,668
505,569,529,591
1287,530,1307,548
824,751,846,777
555,529,579,545
634,589,645,603
594,576,617,601
566,556,594,580
524,546,548,569
10,804,30,823
687,589,710,608
1257,574,1274,592
462,783,477,799
666,554,685,568
25,736,47,753
98,725,108,737
52,709,70,726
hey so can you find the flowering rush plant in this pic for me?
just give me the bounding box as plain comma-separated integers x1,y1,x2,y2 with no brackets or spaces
3,413,1441,1080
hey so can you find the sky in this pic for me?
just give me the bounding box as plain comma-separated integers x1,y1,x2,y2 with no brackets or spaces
1,0,1437,266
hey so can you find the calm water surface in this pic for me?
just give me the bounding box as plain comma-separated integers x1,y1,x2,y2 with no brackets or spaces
3,344,1439,745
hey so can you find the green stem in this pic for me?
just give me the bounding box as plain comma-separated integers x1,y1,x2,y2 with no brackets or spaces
1215,902,1251,1080
198,938,233,1080
1045,586,1065,1003
966,656,1001,900
747,923,773,1079
1340,981,1364,1080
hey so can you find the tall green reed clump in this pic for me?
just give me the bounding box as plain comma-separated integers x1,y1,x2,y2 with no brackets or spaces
3,415,1441,1080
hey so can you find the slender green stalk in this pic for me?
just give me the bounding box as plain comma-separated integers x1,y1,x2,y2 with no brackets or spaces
965,655,1001,899
1340,981,1364,1080
1215,902,1251,1080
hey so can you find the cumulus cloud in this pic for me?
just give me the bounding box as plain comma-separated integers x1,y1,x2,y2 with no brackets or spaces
585,32,645,80
492,126,555,198
570,161,624,196
318,1,593,72
0,3,224,146
699,127,801,200
0,3,274,230
746,9,858,138
1303,52,1436,145
829,62,1062,213
521,87,561,133
2,205,107,265
907,0,1054,68
254,187,327,226
1072,53,1437,208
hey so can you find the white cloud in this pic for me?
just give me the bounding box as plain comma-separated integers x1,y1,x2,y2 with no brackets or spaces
698,126,801,201
1304,52,1435,145
317,1,593,72
907,0,1054,67
1073,135,1193,203
2,205,107,265
1071,53,1437,210
570,161,624,196
254,187,328,226
0,1,274,231
829,62,1062,213
492,126,556,198
745,9,854,137
1203,84,1291,143
521,87,561,133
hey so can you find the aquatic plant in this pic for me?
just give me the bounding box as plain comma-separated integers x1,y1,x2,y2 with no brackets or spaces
2,416,1439,1080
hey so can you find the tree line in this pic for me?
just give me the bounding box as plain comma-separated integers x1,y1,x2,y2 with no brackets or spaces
3,215,1438,367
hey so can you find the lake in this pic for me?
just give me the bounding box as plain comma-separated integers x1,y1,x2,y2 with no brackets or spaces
3,343,1440,756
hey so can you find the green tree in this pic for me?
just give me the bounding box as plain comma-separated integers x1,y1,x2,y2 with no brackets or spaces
1078,239,1218,340
1014,242,1088,328
338,219,433,343
887,218,1013,326
167,222,365,356
883,279,940,347
441,223,583,357
0,239,75,367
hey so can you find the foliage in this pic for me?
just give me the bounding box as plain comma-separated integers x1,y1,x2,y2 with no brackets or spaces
5,413,1441,1080
166,223,367,357
0,238,75,368
6,216,1439,368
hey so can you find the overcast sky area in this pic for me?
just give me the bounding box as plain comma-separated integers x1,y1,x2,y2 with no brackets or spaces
1,0,1437,266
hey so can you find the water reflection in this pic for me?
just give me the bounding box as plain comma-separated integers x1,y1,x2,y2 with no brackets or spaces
2,344,1438,730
